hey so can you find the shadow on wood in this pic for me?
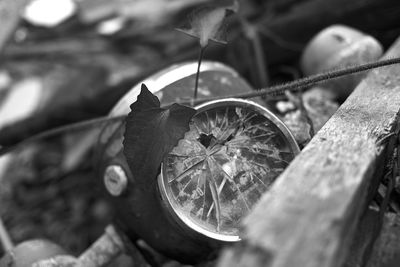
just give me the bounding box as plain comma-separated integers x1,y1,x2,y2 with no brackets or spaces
218,37,400,267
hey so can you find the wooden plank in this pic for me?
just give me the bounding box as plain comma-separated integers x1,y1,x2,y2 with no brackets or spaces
366,212,400,267
343,206,381,267
342,207,400,267
217,37,400,267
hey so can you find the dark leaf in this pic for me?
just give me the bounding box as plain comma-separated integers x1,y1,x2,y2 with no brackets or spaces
129,83,160,112
176,0,238,47
123,84,196,185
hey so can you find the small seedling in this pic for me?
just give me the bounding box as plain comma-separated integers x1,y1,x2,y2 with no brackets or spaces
176,1,238,101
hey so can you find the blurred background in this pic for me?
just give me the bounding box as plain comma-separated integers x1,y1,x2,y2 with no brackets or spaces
1,0,400,266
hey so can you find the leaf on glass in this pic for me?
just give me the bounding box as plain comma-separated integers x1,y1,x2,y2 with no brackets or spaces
123,84,196,185
176,0,238,47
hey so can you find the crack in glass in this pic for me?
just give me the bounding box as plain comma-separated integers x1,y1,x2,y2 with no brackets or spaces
162,105,296,237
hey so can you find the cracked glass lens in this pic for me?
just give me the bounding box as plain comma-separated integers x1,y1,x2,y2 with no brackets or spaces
161,103,296,238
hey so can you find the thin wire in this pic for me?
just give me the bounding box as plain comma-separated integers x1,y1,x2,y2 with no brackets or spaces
0,115,125,156
178,57,400,106
1,57,400,156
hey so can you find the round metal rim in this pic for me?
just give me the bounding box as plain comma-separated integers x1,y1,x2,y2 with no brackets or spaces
109,61,239,116
158,98,300,242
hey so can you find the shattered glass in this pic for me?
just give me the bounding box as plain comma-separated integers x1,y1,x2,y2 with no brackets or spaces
161,104,296,237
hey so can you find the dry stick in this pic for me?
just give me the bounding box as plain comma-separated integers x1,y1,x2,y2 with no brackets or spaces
0,218,13,252
299,97,315,137
242,19,269,87
285,91,315,137
77,225,124,267
252,30,269,87
366,130,400,267
1,57,400,157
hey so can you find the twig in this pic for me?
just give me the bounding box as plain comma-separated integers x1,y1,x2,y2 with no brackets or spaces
285,91,315,137
0,217,13,252
241,20,269,87
77,225,125,267
32,225,126,267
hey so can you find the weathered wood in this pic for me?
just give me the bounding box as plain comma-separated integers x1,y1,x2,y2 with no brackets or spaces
366,212,400,267
217,38,400,267
343,206,381,267
343,207,400,267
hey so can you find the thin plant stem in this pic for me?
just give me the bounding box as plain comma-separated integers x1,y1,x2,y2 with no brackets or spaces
252,30,269,87
194,45,207,100
245,23,269,87
286,91,315,137
240,17,269,87
298,96,315,137
0,218,13,252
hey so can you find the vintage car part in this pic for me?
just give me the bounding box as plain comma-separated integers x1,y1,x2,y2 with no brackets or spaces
159,98,299,242
96,61,300,263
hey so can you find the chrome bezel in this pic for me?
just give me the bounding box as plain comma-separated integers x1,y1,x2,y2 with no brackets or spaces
109,61,240,116
158,98,300,242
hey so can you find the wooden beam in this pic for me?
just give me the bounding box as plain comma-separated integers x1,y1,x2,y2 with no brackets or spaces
366,211,400,267
217,37,400,267
343,206,382,267
339,206,400,267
